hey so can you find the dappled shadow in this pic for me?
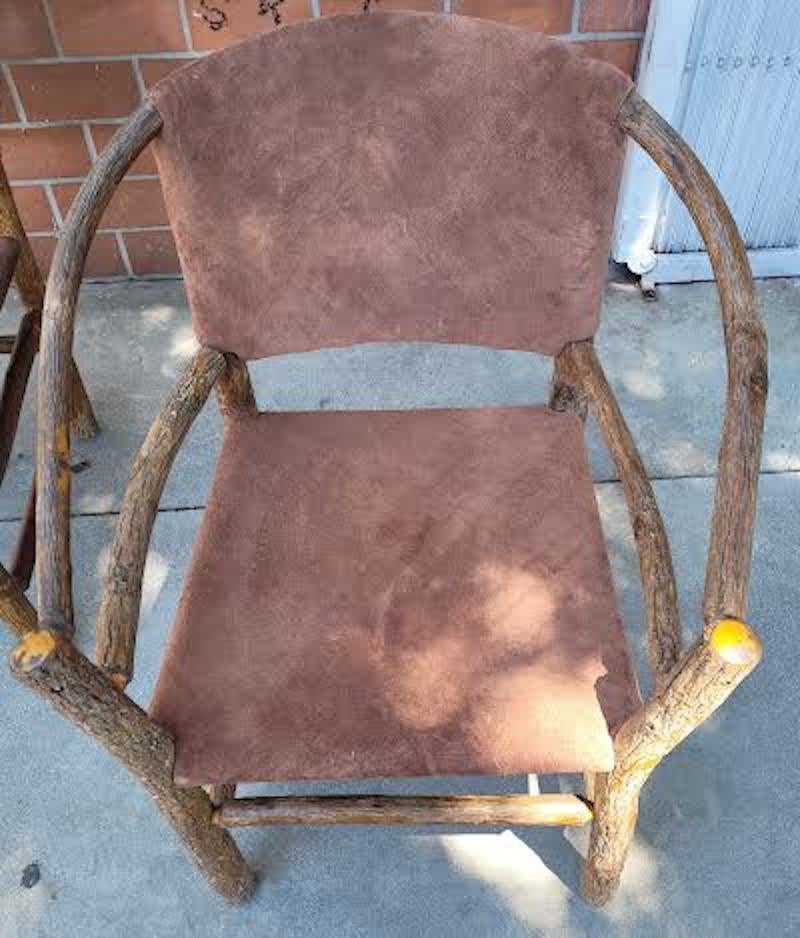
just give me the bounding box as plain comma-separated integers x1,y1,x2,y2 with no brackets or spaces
149,405,639,786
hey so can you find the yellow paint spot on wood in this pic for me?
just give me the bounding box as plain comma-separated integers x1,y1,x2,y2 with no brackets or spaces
56,467,70,496
54,423,69,455
710,618,762,666
109,671,128,692
11,629,57,673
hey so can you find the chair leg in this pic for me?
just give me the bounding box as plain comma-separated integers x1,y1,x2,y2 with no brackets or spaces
69,360,99,439
582,618,763,905
582,769,641,905
9,629,255,903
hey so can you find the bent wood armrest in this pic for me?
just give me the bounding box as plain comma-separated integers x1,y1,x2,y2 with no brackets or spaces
619,91,768,625
215,353,257,418
614,617,762,772
96,348,226,689
35,103,162,636
558,340,682,686
1,161,98,442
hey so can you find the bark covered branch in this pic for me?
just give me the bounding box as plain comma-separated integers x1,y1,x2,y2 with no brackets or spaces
96,347,225,688
619,91,768,626
583,617,762,904
10,629,254,902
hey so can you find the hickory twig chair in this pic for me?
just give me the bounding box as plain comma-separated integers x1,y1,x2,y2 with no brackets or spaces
0,157,97,636
8,14,766,907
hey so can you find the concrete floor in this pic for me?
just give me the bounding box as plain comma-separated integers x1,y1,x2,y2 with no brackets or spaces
1,276,799,937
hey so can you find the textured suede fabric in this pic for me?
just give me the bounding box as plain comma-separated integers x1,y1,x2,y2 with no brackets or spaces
149,13,631,359
150,407,640,786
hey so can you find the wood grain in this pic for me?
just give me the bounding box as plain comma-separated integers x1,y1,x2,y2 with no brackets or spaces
583,617,762,904
619,91,768,626
10,629,255,902
549,345,589,420
214,794,593,828
578,93,768,904
0,158,96,632
10,477,36,590
215,353,257,418
206,784,237,808
0,162,46,315
95,347,225,689
0,561,37,636
0,236,19,309
0,162,96,440
36,102,162,636
0,311,38,487
564,339,682,686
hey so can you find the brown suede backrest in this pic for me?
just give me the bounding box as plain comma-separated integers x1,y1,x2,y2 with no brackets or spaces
149,13,631,360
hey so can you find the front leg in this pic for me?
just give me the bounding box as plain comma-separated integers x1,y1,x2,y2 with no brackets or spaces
583,768,642,904
582,618,762,905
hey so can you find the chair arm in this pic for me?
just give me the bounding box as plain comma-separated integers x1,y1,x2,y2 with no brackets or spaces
557,339,682,687
614,617,762,774
618,91,768,625
96,348,226,690
36,102,162,637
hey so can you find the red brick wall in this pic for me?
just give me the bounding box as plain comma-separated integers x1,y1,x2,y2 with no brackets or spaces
0,0,649,279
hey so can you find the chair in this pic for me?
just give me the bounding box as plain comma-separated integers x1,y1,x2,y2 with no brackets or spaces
10,13,767,907
0,157,97,636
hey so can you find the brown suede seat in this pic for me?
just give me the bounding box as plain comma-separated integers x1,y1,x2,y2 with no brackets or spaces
144,12,641,788
150,405,640,786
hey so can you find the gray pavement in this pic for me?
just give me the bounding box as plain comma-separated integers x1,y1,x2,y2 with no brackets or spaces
1,276,798,936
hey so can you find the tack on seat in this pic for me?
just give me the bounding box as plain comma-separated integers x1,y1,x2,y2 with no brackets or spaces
16,11,766,909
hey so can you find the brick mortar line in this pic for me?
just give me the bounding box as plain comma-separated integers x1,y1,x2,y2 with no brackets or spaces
570,0,582,34
4,52,203,66
11,174,159,186
42,183,63,228
40,0,66,58
115,231,135,277
80,122,98,160
1,64,27,123
1,118,130,130
177,0,196,51
557,30,644,41
131,59,148,104
2,33,641,70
